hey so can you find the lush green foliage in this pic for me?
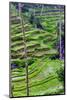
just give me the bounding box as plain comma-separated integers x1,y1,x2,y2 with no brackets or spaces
10,3,65,97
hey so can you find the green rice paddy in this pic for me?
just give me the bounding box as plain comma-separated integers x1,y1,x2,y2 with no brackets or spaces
10,3,65,97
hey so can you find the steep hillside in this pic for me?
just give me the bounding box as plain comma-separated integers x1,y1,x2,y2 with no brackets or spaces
10,3,65,97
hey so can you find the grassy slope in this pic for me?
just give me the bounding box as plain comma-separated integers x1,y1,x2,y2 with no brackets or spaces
10,4,64,97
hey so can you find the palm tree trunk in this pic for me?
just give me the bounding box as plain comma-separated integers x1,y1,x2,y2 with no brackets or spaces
33,8,37,28
18,3,29,96
40,4,44,16
59,6,62,59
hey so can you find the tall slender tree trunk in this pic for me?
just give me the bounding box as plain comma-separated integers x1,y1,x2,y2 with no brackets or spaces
59,6,62,59
18,3,29,96
40,4,44,16
33,8,37,28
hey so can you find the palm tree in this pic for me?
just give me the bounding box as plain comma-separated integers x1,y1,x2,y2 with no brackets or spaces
40,4,44,16
59,5,62,60
18,3,29,96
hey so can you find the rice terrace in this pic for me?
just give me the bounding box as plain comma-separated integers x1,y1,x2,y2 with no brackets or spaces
9,2,65,97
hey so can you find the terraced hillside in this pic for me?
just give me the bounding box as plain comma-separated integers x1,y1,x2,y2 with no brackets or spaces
10,2,65,97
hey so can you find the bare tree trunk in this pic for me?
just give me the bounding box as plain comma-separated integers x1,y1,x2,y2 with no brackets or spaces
18,3,29,96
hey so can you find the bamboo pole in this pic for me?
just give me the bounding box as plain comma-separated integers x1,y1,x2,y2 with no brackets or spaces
18,3,29,96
